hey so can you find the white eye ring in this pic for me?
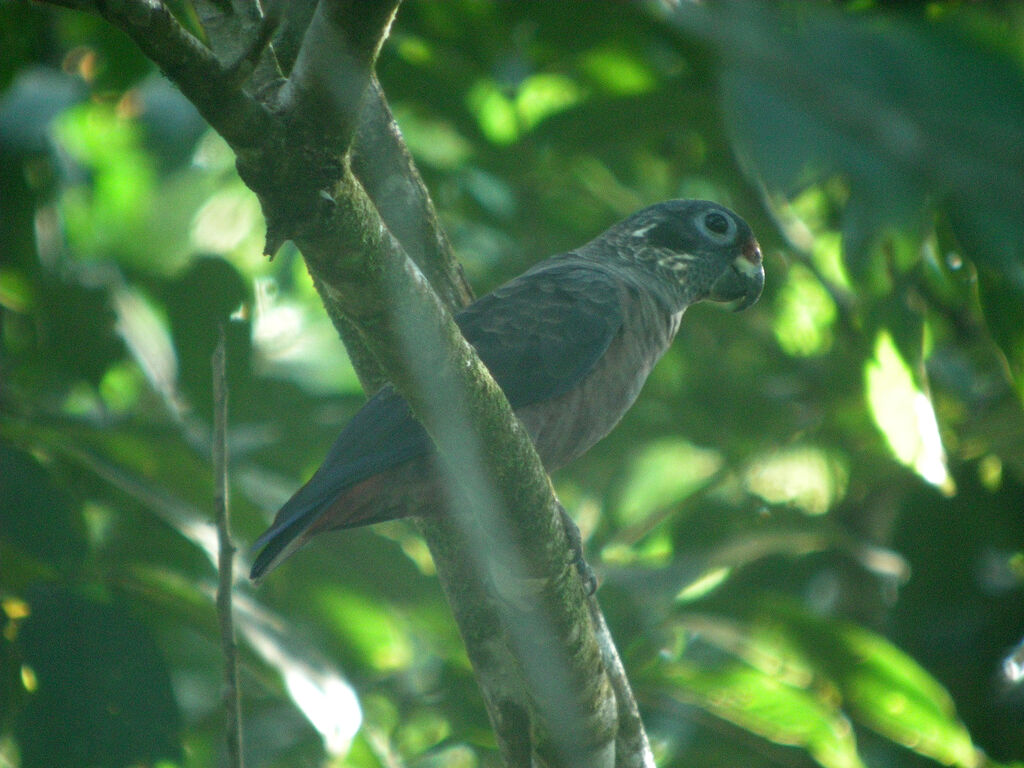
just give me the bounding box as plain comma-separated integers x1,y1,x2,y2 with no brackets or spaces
697,210,736,241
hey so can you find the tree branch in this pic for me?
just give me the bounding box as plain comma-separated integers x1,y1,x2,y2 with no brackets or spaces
89,0,267,148
323,75,475,393
275,0,401,155
212,325,243,768
352,76,474,313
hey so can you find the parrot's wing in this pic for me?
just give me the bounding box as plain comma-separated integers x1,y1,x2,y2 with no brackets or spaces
251,260,624,579
458,260,624,408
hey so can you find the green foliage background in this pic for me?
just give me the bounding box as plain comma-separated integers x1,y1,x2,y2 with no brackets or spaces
2,1,1024,766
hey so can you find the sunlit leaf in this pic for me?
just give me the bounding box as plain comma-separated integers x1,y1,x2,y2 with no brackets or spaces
56,101,157,258
658,646,864,768
773,264,837,357
516,72,585,130
392,103,474,169
467,79,518,145
235,596,363,757
111,284,183,416
316,587,415,672
614,438,722,527
864,330,953,493
743,445,847,516
578,45,656,95
775,604,981,768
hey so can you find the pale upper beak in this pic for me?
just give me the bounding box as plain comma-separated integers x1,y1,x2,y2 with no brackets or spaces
708,238,764,311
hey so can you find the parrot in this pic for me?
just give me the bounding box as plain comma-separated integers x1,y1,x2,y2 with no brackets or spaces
251,199,764,581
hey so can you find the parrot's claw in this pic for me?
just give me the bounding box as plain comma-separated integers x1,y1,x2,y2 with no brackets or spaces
558,503,598,595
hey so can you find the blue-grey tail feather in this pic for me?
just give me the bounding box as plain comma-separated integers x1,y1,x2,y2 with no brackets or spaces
249,500,320,582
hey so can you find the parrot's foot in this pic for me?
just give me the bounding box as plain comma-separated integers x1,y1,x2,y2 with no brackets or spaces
558,503,598,595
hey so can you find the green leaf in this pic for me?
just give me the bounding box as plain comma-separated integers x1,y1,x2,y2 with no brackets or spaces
864,330,953,493
665,602,988,768
614,438,721,527
775,604,981,768
658,616,864,768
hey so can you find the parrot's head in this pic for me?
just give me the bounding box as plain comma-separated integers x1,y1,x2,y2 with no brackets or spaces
606,199,765,313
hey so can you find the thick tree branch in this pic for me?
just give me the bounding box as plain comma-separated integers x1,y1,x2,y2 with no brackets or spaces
325,75,475,392
352,76,474,312
192,0,282,94
275,0,401,155
88,0,267,148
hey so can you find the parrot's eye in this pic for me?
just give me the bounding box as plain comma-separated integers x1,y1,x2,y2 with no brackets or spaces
703,212,731,235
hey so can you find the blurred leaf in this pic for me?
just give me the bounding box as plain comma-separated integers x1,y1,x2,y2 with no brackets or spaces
670,1,1024,292
658,616,864,768
773,263,837,357
976,267,1024,396
667,602,986,768
14,585,181,768
391,102,474,169
865,330,953,493
515,72,585,130
316,587,414,671
743,445,848,516
56,101,157,260
0,442,86,573
467,79,518,145
614,438,721,527
775,603,982,768
578,44,656,96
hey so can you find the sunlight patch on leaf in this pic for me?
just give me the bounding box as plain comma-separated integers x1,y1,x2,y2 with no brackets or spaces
467,79,518,144
98,360,144,414
516,73,585,130
865,331,953,493
112,285,183,416
0,268,34,313
676,566,732,603
316,588,414,672
468,73,585,144
820,618,979,767
251,277,360,394
391,103,473,169
759,601,984,768
235,595,361,756
602,530,673,566
660,655,864,768
56,102,156,259
744,445,847,516
579,45,656,95
189,185,263,258
773,263,837,357
615,438,722,527
393,34,433,65
812,232,853,293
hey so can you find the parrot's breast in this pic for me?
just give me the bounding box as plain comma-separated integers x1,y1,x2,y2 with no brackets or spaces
516,286,682,470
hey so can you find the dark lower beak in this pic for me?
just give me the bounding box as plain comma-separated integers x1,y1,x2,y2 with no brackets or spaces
709,238,764,311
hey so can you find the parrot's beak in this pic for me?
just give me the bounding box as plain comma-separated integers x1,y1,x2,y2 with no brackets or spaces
709,238,764,311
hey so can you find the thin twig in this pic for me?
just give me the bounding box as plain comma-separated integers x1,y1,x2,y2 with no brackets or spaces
213,323,243,768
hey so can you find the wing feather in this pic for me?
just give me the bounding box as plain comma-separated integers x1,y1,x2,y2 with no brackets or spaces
251,261,623,577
